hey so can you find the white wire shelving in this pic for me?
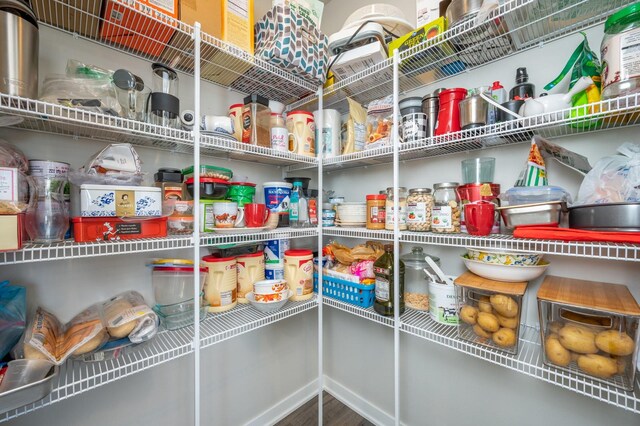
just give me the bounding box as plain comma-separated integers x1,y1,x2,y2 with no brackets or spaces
32,0,316,104
0,297,317,423
321,93,640,171
290,0,629,112
323,297,394,328
323,227,393,241
199,228,318,247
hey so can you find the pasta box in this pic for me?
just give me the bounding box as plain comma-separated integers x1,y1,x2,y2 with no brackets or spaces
72,184,162,218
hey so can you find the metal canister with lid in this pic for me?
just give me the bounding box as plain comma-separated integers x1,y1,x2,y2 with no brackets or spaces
432,182,460,233
406,188,434,232
422,88,445,138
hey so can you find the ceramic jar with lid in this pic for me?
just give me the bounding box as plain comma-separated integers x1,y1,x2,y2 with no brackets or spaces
432,182,460,233
406,188,434,231
385,187,407,231
401,247,440,311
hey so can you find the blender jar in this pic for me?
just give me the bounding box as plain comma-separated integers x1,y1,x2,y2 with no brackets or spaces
147,63,179,128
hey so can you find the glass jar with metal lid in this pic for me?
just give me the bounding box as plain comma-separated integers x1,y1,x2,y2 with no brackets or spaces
385,187,407,231
407,188,434,232
432,182,460,233
401,247,440,311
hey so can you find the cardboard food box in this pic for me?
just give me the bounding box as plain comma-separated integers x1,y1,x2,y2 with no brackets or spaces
100,0,179,57
0,214,23,251
32,0,104,39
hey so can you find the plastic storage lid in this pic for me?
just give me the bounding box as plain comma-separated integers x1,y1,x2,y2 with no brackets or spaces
181,165,233,177
409,188,432,194
366,194,386,200
287,110,314,117
434,182,459,189
167,216,194,222
263,181,293,188
605,3,640,32
229,181,256,187
399,97,422,110
154,168,182,183
202,255,236,262
185,177,229,184
285,249,313,256
505,186,570,205
153,265,208,272
229,103,243,109
401,246,440,269
237,251,264,258
152,258,193,266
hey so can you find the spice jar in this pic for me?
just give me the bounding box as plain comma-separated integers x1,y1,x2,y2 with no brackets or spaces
406,188,433,232
401,247,439,311
366,194,386,230
242,94,271,147
385,187,407,231
432,182,460,233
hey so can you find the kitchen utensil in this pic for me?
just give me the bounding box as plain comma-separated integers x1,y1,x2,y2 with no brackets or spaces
211,201,243,228
245,290,292,314
459,94,488,130
426,255,451,285
429,275,458,325
113,69,149,121
147,63,179,128
421,92,440,138
244,203,270,227
435,88,467,135
0,0,38,98
464,201,495,236
569,202,640,231
497,201,567,230
457,183,500,233
423,268,437,283
509,67,535,100
446,0,483,26
462,255,549,282
0,362,57,415
519,76,593,118
400,97,427,142
466,249,543,266
185,177,229,200
151,264,207,306
461,157,495,184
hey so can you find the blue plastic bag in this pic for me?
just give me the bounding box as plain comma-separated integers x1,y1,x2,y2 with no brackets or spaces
0,281,26,360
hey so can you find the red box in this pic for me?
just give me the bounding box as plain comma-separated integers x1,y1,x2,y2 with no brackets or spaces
0,214,23,251
100,0,178,57
72,217,167,242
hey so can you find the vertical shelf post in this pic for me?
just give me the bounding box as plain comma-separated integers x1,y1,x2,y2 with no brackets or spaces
193,22,202,426
317,85,324,425
392,49,400,426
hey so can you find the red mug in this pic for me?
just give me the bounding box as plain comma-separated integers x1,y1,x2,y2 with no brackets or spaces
464,201,495,236
244,203,270,227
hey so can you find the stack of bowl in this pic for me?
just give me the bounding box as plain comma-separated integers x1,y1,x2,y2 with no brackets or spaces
246,279,291,313
336,202,366,227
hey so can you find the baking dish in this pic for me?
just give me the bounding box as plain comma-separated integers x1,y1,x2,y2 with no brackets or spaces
0,363,58,414
497,201,567,229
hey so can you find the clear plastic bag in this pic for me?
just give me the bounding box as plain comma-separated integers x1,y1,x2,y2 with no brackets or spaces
0,139,28,172
102,291,158,343
577,143,640,205
366,95,394,149
40,74,122,116
0,281,26,360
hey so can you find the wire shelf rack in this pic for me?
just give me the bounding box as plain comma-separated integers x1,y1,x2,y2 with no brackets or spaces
0,236,193,265
323,297,394,328
401,309,640,414
200,296,318,349
321,93,640,171
323,227,394,241
290,0,629,112
199,228,318,247
32,0,316,104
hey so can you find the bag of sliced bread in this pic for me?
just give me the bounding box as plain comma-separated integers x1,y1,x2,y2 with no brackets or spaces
23,306,108,364
342,97,367,154
102,291,158,344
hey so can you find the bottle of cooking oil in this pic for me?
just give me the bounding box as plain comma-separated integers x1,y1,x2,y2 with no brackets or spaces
374,244,405,316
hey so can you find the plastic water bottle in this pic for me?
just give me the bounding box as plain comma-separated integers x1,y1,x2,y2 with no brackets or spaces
289,181,309,228
488,81,507,125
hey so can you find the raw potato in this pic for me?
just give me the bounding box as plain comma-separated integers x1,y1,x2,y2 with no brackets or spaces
72,329,108,356
460,305,479,325
545,335,571,367
490,294,518,318
473,324,492,338
548,321,563,334
577,354,618,378
105,299,137,339
594,330,635,356
558,324,598,354
493,328,516,348
477,312,500,333
570,352,580,362
496,313,518,329
478,296,492,313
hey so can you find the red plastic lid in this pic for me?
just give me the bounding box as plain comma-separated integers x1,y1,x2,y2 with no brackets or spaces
229,103,243,109
366,194,386,200
491,81,503,90
285,249,312,256
185,177,229,184
237,251,264,258
287,110,314,118
202,255,236,262
153,266,208,272
229,182,256,187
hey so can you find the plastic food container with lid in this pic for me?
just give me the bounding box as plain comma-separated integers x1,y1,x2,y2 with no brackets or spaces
432,182,460,233
227,182,256,207
167,216,194,235
181,165,233,181
151,263,208,306
237,251,265,303
284,249,314,301
401,247,440,311
407,188,433,231
202,255,237,313
185,177,229,200
504,186,570,206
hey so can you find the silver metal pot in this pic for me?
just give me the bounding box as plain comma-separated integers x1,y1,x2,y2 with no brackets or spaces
459,95,487,130
446,0,483,26
0,0,38,98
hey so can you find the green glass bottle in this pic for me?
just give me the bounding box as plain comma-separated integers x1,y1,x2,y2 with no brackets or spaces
374,244,405,316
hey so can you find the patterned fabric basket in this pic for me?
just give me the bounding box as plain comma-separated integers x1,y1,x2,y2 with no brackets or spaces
255,5,329,85
313,273,375,308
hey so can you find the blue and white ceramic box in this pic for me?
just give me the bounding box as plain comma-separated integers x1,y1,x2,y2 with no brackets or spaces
73,184,162,218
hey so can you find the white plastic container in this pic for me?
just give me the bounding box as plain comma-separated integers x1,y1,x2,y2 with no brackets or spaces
265,239,289,265
151,265,208,306
314,109,341,158
284,249,314,301
265,264,285,280
428,276,459,325
202,255,237,313
236,252,265,304
74,184,162,217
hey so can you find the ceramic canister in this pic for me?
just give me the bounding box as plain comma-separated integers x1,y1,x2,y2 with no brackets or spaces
428,277,459,325
236,251,265,304
284,249,313,301
202,255,237,313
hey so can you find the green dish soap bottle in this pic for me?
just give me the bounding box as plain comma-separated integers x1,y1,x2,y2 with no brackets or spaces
374,244,405,316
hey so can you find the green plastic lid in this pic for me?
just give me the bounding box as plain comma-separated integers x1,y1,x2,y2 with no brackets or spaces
605,3,640,32
181,165,233,177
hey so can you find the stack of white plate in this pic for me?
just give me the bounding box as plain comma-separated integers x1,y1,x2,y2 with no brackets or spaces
336,202,366,227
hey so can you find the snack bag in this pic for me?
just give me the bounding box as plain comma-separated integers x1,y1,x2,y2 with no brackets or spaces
0,281,26,360
366,95,394,149
102,291,158,343
342,98,367,154
576,143,640,205
514,138,548,187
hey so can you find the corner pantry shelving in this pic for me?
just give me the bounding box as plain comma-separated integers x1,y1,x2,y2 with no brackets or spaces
0,297,318,423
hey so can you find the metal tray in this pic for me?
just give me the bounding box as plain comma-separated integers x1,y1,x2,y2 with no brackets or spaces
0,364,58,414
569,202,640,231
497,201,567,230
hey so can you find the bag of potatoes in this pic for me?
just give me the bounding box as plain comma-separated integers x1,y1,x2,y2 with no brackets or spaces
101,291,158,343
23,306,108,364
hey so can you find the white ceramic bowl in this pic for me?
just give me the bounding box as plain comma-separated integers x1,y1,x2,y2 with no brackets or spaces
461,255,549,282
466,249,543,266
253,279,287,295
246,290,292,313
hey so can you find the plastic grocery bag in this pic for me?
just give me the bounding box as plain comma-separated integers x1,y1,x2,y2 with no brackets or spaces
576,143,640,205
0,281,26,360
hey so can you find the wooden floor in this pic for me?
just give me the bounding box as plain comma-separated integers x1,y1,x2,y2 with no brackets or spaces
275,392,374,426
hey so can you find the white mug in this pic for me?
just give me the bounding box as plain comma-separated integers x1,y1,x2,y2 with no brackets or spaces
271,127,289,152
212,201,244,228
202,115,234,135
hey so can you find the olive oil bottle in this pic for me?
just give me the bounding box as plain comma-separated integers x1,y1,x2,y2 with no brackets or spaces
374,244,405,316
